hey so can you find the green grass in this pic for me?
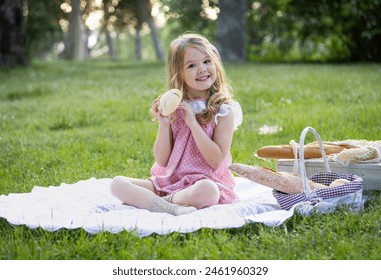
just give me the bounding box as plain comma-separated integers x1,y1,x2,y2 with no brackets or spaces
1,60,381,260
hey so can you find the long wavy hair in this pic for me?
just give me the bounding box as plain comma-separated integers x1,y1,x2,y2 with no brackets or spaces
166,33,234,124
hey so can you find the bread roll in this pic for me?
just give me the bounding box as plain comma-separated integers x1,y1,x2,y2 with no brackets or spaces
329,178,350,188
158,89,183,116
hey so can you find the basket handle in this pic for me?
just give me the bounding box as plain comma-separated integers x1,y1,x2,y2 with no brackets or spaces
299,127,331,198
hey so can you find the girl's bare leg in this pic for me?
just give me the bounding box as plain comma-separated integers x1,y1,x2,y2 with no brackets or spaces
110,176,156,209
110,176,197,215
171,179,220,209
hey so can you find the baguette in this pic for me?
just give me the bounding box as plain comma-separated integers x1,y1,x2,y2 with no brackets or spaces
256,142,351,159
229,163,327,194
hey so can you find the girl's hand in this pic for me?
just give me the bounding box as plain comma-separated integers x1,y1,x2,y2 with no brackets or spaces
151,99,173,126
178,101,198,129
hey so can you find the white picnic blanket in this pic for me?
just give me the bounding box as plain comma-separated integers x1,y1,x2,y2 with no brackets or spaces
0,177,344,237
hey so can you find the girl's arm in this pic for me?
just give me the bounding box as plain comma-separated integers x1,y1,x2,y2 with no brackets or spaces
179,102,235,170
152,99,173,167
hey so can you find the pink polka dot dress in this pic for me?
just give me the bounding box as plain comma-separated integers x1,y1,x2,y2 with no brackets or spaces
150,100,243,204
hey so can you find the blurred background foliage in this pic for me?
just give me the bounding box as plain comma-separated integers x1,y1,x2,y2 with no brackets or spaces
1,0,380,67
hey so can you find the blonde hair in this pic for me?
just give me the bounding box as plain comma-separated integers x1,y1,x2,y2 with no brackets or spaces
167,33,234,124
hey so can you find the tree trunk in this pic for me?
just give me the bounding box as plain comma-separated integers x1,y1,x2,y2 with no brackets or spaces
0,0,29,67
135,0,164,62
147,16,164,62
64,0,85,60
104,27,116,59
215,0,247,62
103,1,116,60
135,25,142,60
83,27,91,60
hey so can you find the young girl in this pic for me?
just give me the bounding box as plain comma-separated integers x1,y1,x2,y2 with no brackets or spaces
110,33,242,215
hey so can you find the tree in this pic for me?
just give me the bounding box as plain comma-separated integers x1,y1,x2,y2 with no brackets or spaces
63,0,86,60
138,0,164,61
215,0,247,62
0,0,29,67
102,0,117,60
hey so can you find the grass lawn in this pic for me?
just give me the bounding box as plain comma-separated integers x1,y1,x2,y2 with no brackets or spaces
0,61,380,260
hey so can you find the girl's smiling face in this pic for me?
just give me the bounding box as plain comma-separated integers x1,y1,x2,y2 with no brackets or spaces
182,46,216,99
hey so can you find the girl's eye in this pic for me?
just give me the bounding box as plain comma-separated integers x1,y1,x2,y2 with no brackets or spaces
204,59,211,64
187,64,196,69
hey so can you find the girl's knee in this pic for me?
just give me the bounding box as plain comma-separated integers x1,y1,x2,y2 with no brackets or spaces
193,179,220,207
110,176,129,197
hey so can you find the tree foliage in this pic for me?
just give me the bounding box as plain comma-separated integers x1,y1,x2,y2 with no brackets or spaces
246,0,381,62
161,0,218,41
25,0,62,59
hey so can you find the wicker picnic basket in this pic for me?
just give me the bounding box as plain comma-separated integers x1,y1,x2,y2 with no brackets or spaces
273,127,364,211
